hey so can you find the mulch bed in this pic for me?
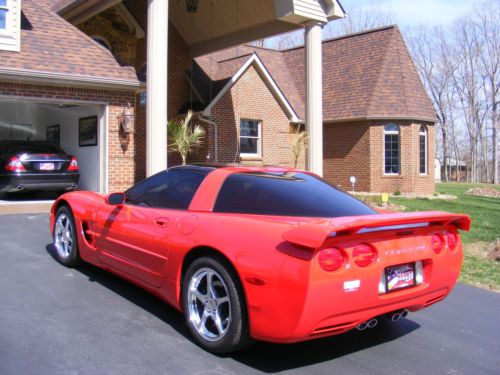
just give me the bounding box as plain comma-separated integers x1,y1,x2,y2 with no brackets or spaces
465,187,500,198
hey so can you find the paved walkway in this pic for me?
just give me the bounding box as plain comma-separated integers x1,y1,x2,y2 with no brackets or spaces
0,192,55,214
0,202,52,214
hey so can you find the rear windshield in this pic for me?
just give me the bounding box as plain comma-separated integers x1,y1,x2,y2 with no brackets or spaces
214,172,377,218
7,143,65,155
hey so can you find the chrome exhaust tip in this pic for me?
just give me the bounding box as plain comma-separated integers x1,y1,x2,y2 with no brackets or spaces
400,309,409,318
16,185,24,191
391,312,401,321
356,322,368,331
367,318,378,328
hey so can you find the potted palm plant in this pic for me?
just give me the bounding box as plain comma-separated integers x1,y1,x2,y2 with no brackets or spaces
167,110,205,165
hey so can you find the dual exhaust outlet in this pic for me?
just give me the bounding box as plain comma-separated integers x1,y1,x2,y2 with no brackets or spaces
356,309,409,331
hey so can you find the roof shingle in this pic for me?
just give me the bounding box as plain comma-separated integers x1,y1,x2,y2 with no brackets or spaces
0,0,139,85
195,26,436,122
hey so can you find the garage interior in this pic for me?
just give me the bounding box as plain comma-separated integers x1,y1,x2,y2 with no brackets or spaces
0,99,106,199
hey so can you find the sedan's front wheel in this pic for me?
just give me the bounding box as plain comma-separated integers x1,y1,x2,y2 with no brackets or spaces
53,206,82,267
182,256,252,353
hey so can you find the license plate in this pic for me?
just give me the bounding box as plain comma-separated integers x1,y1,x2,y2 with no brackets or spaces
385,263,415,292
39,163,54,171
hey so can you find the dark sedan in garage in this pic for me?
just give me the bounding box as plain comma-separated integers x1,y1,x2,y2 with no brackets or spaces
0,140,79,195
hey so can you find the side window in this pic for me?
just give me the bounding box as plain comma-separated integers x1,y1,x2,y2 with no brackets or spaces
384,123,400,175
0,0,8,31
125,169,206,210
419,126,427,175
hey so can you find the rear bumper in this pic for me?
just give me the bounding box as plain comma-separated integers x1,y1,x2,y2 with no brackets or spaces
0,173,79,193
247,243,463,343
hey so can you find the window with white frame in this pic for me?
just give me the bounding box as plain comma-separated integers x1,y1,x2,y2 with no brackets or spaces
384,123,400,174
0,0,8,31
419,125,427,174
0,0,20,52
240,119,261,157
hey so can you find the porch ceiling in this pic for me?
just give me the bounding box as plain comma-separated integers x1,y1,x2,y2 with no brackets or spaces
58,0,345,56
171,0,297,56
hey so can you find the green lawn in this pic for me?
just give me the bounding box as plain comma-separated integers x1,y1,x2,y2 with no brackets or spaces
389,182,499,291
391,182,500,244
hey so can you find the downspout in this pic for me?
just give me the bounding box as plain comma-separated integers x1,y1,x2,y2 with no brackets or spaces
198,115,218,163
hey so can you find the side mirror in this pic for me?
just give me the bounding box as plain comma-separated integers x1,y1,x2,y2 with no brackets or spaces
106,192,125,205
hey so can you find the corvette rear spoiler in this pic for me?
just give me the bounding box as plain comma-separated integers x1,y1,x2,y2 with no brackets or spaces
282,211,471,249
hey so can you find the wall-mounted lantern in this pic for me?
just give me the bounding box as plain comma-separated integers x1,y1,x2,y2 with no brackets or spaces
118,103,134,134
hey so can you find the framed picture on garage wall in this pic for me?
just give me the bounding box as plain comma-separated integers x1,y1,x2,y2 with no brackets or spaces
79,116,98,147
46,124,60,145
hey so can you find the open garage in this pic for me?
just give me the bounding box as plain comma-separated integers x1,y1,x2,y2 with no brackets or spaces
0,98,107,193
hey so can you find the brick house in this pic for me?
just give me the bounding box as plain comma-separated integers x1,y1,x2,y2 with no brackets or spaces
189,26,437,194
0,1,435,195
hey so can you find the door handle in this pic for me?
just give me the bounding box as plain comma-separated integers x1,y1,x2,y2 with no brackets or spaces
154,218,169,227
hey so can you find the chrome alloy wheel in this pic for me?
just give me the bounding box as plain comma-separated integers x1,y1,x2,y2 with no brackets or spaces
54,213,73,259
187,268,231,342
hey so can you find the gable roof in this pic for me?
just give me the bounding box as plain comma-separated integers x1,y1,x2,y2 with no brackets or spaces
0,0,140,90
201,53,299,122
195,26,437,123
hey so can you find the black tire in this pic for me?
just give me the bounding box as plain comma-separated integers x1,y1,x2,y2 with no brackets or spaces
53,205,82,267
182,256,252,354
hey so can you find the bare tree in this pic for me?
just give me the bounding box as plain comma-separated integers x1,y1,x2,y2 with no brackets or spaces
409,26,455,181
264,3,396,50
475,2,500,183
450,16,490,182
324,4,396,38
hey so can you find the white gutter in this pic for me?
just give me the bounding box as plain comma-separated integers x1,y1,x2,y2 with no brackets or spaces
0,68,143,91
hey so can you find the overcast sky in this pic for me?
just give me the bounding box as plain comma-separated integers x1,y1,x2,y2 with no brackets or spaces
341,0,488,28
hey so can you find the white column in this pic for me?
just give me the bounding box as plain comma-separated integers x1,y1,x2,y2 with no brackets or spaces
146,0,168,176
305,22,324,176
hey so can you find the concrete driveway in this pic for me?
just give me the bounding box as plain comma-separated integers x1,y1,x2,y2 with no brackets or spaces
0,213,499,375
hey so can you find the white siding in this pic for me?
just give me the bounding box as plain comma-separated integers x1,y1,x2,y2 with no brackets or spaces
0,0,21,52
275,0,328,24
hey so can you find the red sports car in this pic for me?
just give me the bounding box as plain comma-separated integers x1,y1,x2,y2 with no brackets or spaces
50,165,470,353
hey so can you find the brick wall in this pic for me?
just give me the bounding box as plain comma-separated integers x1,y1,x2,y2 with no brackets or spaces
323,122,371,191
0,81,136,192
368,120,435,194
322,120,435,194
205,64,304,168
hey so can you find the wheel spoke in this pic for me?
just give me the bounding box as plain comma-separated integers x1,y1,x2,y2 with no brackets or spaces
216,296,229,305
207,271,215,296
214,314,225,335
196,310,209,330
194,290,206,302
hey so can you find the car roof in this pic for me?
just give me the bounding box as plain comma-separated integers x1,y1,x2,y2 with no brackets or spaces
173,163,296,174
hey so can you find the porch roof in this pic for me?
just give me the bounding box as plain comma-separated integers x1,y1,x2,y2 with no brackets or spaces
53,0,345,56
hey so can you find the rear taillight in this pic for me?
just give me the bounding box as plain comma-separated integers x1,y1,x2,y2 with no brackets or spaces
353,243,378,267
431,233,445,254
5,156,26,172
67,157,79,171
318,247,346,272
446,231,458,251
